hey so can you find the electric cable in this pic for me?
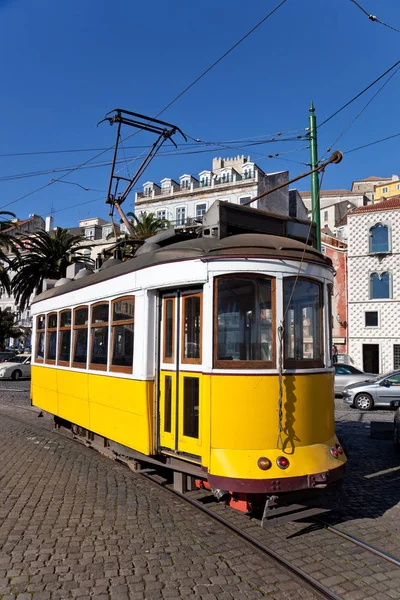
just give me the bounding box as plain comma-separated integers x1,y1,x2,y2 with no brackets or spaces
344,131,400,154
349,0,400,35
154,0,288,118
323,64,400,157
319,58,400,128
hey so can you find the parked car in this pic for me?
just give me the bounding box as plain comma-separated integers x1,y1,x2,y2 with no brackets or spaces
334,363,374,395
0,350,18,363
394,402,400,448
0,354,31,381
342,370,400,411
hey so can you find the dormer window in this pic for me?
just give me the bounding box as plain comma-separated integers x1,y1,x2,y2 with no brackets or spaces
200,176,209,187
181,179,190,190
242,162,255,180
144,186,152,197
369,223,389,253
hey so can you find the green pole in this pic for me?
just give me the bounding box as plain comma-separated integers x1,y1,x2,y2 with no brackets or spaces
309,102,321,251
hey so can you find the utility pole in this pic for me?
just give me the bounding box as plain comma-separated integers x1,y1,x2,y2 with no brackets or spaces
309,102,321,251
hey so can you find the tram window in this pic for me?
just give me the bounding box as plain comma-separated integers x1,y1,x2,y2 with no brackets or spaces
164,375,172,433
90,303,109,371
35,314,45,362
72,306,88,368
46,313,58,364
283,278,323,368
183,377,199,438
110,297,135,373
58,310,72,366
182,293,202,364
163,297,175,363
215,276,275,368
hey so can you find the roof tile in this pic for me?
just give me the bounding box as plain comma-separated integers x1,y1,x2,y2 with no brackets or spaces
348,197,400,215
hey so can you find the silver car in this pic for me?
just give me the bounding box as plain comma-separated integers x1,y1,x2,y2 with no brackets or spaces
0,354,31,381
334,363,374,395
343,370,400,411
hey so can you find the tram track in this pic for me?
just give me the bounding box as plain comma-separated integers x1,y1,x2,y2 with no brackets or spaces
137,471,400,600
5,406,399,599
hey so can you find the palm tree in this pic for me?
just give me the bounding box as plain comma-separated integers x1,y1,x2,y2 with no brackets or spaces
0,210,18,295
0,307,22,351
126,211,170,240
11,228,90,311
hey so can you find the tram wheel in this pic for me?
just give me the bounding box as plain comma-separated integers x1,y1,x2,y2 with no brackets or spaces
354,393,373,411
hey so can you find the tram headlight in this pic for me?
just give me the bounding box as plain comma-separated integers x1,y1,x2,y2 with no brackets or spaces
257,457,272,470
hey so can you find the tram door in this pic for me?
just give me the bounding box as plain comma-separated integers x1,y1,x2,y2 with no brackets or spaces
158,289,202,461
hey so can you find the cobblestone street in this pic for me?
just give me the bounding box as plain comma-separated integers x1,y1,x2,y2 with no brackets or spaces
0,381,400,599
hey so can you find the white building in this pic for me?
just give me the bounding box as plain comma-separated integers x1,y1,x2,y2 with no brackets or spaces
134,155,308,224
347,197,400,373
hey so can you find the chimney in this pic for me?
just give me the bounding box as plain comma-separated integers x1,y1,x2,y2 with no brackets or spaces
45,216,53,232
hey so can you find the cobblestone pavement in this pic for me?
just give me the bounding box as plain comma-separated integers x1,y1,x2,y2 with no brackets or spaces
0,382,316,600
1,382,400,599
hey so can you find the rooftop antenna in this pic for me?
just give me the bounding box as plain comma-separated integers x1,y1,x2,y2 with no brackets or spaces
99,109,187,237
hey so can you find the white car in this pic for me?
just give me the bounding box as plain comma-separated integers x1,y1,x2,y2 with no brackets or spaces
0,354,31,380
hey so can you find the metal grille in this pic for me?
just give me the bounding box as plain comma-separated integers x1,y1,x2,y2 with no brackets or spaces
394,345,400,370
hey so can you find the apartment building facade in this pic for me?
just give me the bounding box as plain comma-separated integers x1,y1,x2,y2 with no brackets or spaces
134,155,308,224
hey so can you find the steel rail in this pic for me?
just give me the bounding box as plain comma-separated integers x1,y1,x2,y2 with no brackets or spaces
140,473,342,600
317,519,400,569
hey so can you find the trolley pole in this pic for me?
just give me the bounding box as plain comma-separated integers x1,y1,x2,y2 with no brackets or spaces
309,102,321,251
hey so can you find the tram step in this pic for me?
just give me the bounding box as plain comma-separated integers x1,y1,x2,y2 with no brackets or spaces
262,504,330,527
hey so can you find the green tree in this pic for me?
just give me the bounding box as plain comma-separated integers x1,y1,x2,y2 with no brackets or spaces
126,211,170,240
0,211,18,295
11,228,90,311
0,307,22,351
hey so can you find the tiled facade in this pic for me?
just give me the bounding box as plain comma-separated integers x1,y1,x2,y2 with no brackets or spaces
347,199,400,372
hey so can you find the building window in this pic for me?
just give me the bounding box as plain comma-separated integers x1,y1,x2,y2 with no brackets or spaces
103,227,112,238
176,207,186,226
382,187,388,194
90,303,109,371
196,204,207,218
214,275,275,368
221,172,230,183
110,297,134,373
157,210,167,220
73,306,88,369
365,311,378,327
58,310,72,365
370,272,391,299
200,176,209,187
284,278,323,368
369,223,389,253
85,228,94,240
243,168,254,179
46,313,58,364
394,345,400,369
240,196,251,205
181,179,190,190
35,315,45,362
324,210,329,221
144,187,152,197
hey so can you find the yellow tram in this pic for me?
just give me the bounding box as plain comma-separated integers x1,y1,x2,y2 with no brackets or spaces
31,202,346,513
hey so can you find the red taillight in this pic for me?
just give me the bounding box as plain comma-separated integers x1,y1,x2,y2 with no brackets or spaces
330,447,339,459
276,456,289,469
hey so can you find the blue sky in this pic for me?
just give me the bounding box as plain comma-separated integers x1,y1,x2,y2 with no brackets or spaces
1,0,400,227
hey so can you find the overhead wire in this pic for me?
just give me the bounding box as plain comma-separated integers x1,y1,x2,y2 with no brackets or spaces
349,0,400,35
322,64,400,157
344,131,400,154
318,58,400,128
0,0,290,211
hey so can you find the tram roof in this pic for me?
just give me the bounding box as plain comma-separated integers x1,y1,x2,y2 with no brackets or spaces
33,233,332,304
